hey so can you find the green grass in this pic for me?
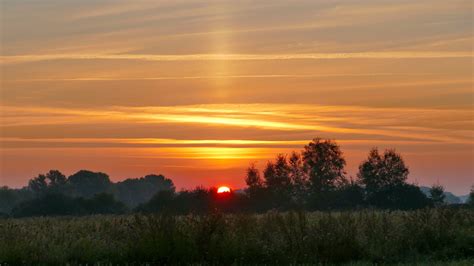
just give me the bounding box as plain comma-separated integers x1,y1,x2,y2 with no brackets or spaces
0,208,473,264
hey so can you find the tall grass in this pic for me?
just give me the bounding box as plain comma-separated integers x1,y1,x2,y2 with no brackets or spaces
0,208,473,264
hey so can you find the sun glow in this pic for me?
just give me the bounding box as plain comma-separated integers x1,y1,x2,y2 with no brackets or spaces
217,186,231,193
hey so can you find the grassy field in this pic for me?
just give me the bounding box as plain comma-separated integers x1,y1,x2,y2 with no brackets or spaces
0,208,473,265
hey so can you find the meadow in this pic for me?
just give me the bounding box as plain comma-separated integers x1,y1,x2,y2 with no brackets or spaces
1,208,473,265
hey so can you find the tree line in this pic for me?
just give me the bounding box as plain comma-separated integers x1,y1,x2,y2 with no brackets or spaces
1,138,473,217
0,171,175,216
242,138,468,211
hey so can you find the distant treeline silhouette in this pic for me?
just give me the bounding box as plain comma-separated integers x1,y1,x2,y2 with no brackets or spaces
1,172,175,216
1,138,473,217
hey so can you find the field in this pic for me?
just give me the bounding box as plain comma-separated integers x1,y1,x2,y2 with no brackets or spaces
1,208,473,265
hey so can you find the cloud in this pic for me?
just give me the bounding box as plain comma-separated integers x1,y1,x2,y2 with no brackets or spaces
1,104,472,145
2,51,472,65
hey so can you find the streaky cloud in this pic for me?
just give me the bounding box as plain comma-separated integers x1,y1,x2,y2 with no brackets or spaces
2,51,473,65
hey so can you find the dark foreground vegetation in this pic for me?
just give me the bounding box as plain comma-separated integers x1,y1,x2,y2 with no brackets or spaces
1,209,473,264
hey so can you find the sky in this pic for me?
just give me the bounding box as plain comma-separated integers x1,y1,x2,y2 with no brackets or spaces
0,0,473,194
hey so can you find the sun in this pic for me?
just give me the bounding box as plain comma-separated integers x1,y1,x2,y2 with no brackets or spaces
217,186,231,193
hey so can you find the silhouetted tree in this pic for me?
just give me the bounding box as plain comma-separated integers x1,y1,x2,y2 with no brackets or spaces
429,184,446,207
358,148,408,195
289,152,308,205
271,155,292,189
244,163,271,212
174,186,212,214
28,175,47,194
302,139,347,193
28,170,67,194
357,148,429,209
263,154,293,209
68,170,112,198
263,161,276,187
114,174,175,207
245,163,263,197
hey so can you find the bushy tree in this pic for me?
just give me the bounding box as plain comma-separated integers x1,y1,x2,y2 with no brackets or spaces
429,184,446,207
245,163,263,196
302,138,347,192
288,152,308,205
263,154,293,209
114,174,175,207
244,163,273,212
28,170,67,194
358,148,409,194
68,170,112,198
269,154,292,189
358,148,429,209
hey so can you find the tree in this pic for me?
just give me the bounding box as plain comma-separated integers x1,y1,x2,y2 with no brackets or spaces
358,148,409,195
47,170,67,187
263,154,293,209
357,148,430,209
114,174,175,207
272,154,292,189
302,138,347,192
28,170,67,194
288,152,308,205
245,163,263,196
244,163,273,212
178,186,211,214
429,184,446,207
68,170,112,198
263,161,276,186
273,154,293,205
28,175,47,194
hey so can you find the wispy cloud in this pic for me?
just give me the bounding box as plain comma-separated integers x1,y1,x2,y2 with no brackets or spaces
2,51,472,65
1,104,472,145
4,73,429,82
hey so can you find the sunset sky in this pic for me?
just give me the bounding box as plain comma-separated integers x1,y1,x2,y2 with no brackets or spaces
1,0,473,194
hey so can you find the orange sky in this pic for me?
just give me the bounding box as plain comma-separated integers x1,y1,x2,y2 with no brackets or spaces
1,0,473,194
